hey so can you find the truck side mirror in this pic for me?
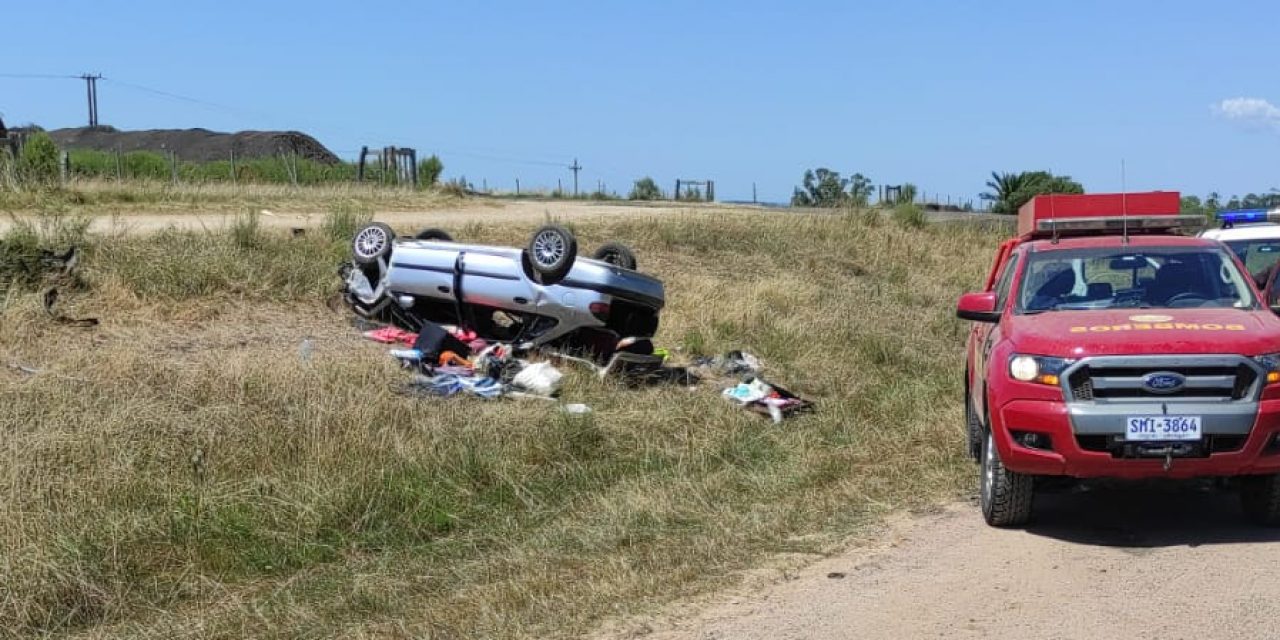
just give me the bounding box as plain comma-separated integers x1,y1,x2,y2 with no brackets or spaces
956,291,1000,323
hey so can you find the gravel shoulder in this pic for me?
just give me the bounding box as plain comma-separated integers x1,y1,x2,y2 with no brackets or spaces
609,482,1280,640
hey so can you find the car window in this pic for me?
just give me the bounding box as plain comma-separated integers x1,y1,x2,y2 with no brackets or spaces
1225,240,1280,279
1017,246,1255,312
992,252,1020,311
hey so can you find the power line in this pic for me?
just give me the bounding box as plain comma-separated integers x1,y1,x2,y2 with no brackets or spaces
5,72,582,170
0,73,79,79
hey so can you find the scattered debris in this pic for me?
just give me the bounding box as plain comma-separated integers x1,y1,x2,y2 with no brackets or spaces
42,287,99,327
511,362,564,396
7,363,42,375
694,350,762,376
722,376,814,423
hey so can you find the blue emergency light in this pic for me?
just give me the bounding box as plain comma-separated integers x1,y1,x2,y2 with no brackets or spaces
1216,208,1280,227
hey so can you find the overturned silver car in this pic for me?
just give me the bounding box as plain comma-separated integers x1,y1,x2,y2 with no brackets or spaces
341,223,664,357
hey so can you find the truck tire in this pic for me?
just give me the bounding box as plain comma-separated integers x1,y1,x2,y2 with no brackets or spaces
527,224,577,285
352,222,395,266
979,429,1034,527
1240,474,1280,525
965,377,982,461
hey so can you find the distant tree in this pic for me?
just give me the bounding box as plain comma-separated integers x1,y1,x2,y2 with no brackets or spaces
417,155,444,187
1181,195,1207,217
848,172,874,206
681,183,703,201
17,131,60,186
1205,192,1222,212
629,176,662,200
981,170,1083,214
792,168,847,207
1226,195,1242,210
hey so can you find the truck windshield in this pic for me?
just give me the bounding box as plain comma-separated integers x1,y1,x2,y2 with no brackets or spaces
1017,246,1256,312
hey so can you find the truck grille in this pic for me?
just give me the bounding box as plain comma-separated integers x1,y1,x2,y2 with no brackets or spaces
1064,356,1260,403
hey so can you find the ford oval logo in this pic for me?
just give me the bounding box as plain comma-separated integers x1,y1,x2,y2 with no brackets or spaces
1143,371,1186,394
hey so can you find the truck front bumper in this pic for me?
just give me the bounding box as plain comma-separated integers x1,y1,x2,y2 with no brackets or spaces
992,398,1280,479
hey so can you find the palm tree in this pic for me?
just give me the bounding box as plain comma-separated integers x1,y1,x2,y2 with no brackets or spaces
981,171,1026,213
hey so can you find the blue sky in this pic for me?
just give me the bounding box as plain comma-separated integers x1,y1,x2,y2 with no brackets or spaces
3,0,1278,203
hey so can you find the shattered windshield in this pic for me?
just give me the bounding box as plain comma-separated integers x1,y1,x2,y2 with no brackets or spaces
1017,246,1255,312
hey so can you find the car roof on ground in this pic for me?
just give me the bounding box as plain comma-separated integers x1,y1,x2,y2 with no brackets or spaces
1023,234,1218,253
1200,224,1280,242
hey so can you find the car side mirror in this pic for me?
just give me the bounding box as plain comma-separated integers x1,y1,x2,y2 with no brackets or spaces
957,291,1000,323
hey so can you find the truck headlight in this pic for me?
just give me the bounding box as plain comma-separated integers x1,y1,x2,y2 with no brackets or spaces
1009,355,1071,386
1255,353,1280,384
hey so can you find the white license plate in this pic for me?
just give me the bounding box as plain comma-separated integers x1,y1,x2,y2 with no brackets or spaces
1124,416,1202,441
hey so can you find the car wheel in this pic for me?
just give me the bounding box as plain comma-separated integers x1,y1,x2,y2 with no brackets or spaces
415,228,453,241
527,224,577,284
965,380,983,462
352,222,396,265
593,242,638,270
979,429,1034,527
1240,474,1280,525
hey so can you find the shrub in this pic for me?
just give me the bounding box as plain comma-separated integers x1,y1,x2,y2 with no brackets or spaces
893,203,927,229
418,155,443,187
629,177,662,200
229,209,262,249
17,132,61,186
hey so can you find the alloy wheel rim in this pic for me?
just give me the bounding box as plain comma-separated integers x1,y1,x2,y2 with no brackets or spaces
533,230,565,267
355,227,387,258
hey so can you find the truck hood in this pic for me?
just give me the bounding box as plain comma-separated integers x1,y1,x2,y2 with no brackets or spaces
1006,308,1280,357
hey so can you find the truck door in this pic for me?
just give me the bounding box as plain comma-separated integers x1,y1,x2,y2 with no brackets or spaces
972,250,1020,410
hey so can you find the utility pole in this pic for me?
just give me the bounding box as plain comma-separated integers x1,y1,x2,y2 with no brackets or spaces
80,74,102,127
569,158,581,196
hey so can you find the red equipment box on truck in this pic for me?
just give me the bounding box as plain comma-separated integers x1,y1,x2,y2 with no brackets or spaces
1016,192,1182,238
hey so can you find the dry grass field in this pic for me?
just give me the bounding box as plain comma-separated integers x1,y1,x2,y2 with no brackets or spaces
0,202,1005,638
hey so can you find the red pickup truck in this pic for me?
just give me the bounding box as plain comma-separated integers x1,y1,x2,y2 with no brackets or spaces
959,192,1280,526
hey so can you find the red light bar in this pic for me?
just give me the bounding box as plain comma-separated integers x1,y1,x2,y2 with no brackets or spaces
1018,192,1181,238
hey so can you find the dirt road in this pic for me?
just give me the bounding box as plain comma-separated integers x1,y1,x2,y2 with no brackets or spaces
0,200,719,235
623,483,1280,640
0,199,998,235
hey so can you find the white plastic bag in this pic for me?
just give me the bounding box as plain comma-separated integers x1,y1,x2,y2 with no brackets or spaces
512,362,564,396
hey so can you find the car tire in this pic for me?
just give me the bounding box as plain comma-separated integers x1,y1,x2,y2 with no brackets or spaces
527,224,577,284
352,222,396,266
1240,474,1280,525
979,429,1034,527
965,379,983,462
415,228,453,241
593,242,638,270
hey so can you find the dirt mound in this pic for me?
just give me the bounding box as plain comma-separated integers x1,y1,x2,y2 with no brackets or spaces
45,126,340,164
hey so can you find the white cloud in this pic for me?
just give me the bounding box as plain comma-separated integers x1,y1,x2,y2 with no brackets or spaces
1214,97,1280,131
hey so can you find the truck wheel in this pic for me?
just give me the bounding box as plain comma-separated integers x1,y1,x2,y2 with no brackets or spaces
593,242,638,270
979,429,1034,527
1240,474,1280,525
527,224,577,284
965,379,982,461
415,228,453,241
352,222,395,266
